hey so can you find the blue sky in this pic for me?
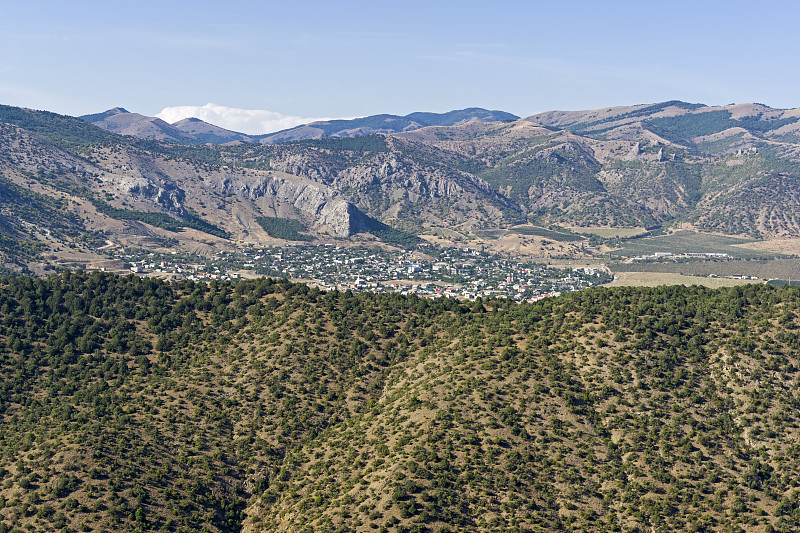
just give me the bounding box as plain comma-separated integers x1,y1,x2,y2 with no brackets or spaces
2,0,798,133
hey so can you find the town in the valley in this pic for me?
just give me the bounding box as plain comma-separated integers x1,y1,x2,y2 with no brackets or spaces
116,244,612,302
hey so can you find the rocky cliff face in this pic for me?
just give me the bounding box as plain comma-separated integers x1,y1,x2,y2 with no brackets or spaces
102,149,370,238
201,170,368,237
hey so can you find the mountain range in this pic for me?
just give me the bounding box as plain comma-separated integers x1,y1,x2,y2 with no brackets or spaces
2,100,800,273
79,107,520,145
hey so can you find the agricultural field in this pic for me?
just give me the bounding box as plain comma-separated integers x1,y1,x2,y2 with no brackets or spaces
568,226,648,238
607,271,762,288
734,237,800,255
609,231,785,259
505,225,582,241
612,258,800,281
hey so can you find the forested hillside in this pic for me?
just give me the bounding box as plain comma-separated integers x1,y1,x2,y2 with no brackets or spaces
1,273,800,532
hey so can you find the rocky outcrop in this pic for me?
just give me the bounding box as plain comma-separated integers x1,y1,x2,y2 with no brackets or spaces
207,171,368,237
79,143,370,238
317,199,370,236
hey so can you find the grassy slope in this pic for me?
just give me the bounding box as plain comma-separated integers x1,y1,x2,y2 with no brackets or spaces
2,274,800,532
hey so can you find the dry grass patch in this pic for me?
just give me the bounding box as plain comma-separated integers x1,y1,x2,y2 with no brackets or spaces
608,271,763,288
733,237,800,255
568,226,648,238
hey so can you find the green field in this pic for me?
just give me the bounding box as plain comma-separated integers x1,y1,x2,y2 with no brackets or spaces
472,229,505,239
425,227,466,239
610,231,783,259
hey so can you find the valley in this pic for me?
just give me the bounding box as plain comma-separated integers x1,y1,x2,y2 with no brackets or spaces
3,100,800,532
7,0,800,530
3,101,800,289
111,244,611,301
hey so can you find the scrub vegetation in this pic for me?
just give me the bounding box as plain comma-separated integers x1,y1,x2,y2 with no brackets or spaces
1,273,800,532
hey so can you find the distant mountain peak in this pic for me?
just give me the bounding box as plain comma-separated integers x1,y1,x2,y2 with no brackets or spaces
78,107,130,123
77,106,520,146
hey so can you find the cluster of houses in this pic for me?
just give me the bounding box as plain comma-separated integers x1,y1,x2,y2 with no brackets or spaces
117,245,612,302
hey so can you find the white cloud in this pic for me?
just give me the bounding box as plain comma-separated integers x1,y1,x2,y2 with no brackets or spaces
155,103,345,135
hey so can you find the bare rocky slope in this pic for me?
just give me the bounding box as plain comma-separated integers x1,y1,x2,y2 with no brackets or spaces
392,101,800,233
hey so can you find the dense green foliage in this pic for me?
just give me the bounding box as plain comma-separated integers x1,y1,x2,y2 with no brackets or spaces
478,143,603,201
255,217,313,241
363,217,423,248
568,101,705,135
0,235,47,262
179,210,231,239
287,135,390,153
2,273,800,532
90,198,185,230
645,111,738,142
676,150,800,237
133,139,229,165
